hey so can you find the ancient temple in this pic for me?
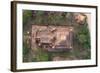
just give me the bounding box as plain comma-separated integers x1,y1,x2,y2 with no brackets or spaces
31,25,74,52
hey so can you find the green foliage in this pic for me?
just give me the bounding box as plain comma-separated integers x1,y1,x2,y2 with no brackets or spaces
23,42,29,56
78,34,87,43
34,11,44,24
23,10,32,24
23,10,32,31
23,42,30,62
23,10,74,26
76,23,90,49
35,48,49,61
23,10,76,32
47,12,64,25
36,53,49,61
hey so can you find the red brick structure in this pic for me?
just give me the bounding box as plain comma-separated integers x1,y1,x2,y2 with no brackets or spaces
31,25,74,52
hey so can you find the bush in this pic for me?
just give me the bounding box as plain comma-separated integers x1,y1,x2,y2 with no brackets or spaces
35,48,49,61
76,23,90,49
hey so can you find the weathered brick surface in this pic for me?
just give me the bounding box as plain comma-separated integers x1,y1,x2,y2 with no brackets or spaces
31,25,74,52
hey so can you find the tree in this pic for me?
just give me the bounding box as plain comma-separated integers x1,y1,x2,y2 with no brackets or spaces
23,10,32,31
76,22,90,49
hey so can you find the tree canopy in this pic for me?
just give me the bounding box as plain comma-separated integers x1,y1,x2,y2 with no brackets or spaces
23,10,75,30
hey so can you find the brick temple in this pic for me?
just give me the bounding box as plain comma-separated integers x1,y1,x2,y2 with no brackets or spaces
31,25,74,52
